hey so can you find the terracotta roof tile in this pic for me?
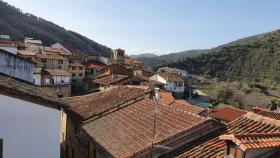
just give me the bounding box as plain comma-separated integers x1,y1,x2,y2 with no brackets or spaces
169,100,207,115
159,72,184,82
35,53,68,60
93,75,129,86
253,107,280,120
82,98,207,158
208,107,247,122
160,92,175,105
17,50,36,56
62,86,150,121
174,112,280,158
220,132,280,151
0,74,67,109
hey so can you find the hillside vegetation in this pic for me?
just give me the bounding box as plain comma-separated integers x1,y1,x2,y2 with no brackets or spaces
0,0,112,56
168,30,280,83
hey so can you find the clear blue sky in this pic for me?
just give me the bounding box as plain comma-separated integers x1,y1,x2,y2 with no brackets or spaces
5,0,280,55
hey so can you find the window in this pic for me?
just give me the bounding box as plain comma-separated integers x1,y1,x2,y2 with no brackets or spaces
79,73,83,77
79,67,83,70
72,67,76,70
72,73,76,77
58,60,63,64
0,139,2,158
41,58,47,63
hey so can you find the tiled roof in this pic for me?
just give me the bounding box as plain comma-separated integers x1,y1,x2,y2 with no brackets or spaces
169,100,207,115
17,50,36,56
0,74,67,109
253,107,280,120
62,86,150,121
93,75,129,86
35,53,68,60
174,112,280,158
208,107,247,122
69,62,84,67
159,72,184,82
86,62,105,69
43,46,69,56
44,69,71,76
220,132,280,151
82,98,207,158
160,92,175,105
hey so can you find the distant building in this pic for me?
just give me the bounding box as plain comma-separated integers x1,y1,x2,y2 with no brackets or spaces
150,72,185,98
51,43,72,55
41,69,71,97
158,67,189,77
98,64,133,77
0,42,17,54
111,48,125,65
35,53,69,71
68,63,85,91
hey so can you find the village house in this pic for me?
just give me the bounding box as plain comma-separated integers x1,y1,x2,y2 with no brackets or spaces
0,74,68,158
167,112,280,158
35,53,69,71
158,67,189,77
41,69,71,97
24,37,43,53
60,86,151,158
68,63,85,92
80,98,222,157
98,64,133,77
150,72,185,98
220,132,280,158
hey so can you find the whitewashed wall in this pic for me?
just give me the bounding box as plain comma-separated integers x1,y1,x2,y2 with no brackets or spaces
0,50,34,83
0,47,17,55
0,94,60,158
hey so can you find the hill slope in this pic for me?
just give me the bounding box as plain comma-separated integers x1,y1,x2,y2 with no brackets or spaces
168,30,280,83
0,1,112,56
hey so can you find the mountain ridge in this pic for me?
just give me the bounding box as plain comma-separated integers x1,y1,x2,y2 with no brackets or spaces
0,0,112,56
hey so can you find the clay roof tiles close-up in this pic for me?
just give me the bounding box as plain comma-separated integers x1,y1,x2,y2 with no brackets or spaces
62,86,150,121
252,106,280,120
174,112,280,158
82,98,207,158
208,107,247,122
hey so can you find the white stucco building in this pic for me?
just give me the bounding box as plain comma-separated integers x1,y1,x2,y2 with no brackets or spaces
0,74,66,158
149,72,185,98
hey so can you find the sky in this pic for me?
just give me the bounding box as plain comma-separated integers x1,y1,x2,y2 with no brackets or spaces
4,0,280,55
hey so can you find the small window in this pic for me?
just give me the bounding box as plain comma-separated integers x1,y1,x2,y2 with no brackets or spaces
72,67,76,70
72,73,76,77
41,58,47,63
79,73,83,77
79,67,83,70
58,60,63,64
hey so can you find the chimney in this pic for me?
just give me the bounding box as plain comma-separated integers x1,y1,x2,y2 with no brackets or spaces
154,88,160,104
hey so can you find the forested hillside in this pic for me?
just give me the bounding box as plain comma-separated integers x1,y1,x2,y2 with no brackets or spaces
0,0,112,56
168,30,280,83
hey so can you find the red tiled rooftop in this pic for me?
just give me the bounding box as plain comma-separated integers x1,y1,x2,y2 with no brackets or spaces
93,75,129,86
220,132,280,151
159,72,184,82
82,98,207,158
169,100,207,115
160,92,175,105
253,106,280,120
62,86,150,121
174,112,280,158
44,69,71,76
208,107,247,122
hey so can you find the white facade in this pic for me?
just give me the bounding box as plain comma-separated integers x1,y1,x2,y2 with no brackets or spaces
0,94,60,158
98,56,111,65
0,46,17,55
53,75,71,85
158,67,189,77
149,74,185,93
0,50,35,83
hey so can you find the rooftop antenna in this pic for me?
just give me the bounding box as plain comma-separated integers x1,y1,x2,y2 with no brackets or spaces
150,88,160,158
